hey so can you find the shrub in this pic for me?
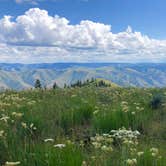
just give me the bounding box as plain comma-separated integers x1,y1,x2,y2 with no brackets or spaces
150,94,163,109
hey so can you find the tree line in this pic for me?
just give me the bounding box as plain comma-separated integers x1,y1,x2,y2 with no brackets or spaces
34,78,111,89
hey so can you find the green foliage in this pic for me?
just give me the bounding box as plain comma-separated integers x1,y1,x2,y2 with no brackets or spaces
60,102,93,133
150,94,164,109
96,80,111,87
92,109,152,133
45,144,83,166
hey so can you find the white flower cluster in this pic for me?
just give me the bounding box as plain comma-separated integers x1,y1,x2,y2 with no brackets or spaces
111,128,140,140
91,133,113,152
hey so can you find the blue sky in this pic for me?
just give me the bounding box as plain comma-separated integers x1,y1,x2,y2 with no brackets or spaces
0,0,166,63
1,0,166,39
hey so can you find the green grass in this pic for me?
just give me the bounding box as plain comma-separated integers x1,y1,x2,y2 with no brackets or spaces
0,86,166,165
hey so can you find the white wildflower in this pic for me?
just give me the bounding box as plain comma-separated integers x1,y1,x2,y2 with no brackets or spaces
54,144,66,148
44,138,54,143
137,151,144,156
5,161,21,165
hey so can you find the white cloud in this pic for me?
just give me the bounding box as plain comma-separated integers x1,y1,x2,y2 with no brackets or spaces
15,0,39,5
0,8,166,63
14,0,59,5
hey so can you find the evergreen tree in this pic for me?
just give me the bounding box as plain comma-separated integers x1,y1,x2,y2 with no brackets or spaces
91,77,95,83
34,79,42,89
64,83,67,88
78,80,82,87
53,82,58,89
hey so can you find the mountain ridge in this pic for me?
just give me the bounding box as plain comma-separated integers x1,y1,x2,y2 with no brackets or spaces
0,63,166,90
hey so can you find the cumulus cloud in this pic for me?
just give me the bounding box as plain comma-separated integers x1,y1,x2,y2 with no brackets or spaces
0,8,166,63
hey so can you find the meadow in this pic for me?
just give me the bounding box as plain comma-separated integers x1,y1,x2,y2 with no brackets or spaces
0,83,166,166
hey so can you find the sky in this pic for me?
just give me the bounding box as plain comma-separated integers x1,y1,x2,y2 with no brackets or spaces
0,0,166,63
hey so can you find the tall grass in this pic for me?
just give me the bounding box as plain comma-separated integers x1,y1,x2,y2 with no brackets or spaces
0,87,165,165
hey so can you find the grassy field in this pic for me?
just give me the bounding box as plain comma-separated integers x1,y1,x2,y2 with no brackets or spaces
0,84,166,166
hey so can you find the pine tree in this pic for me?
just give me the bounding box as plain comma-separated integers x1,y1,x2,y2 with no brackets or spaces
91,77,95,83
53,82,58,89
34,79,42,89
64,83,67,88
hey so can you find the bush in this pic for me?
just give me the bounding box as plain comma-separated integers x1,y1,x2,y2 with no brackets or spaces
150,94,163,109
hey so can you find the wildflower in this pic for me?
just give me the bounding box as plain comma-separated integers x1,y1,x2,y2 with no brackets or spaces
150,148,159,154
81,161,87,166
103,133,109,137
101,145,113,152
93,110,99,115
122,105,129,112
0,116,10,123
132,159,137,164
44,138,54,143
121,101,129,112
106,138,113,144
30,123,34,128
92,142,101,149
12,112,23,118
140,107,144,111
54,144,66,148
96,135,104,142
123,139,134,146
71,95,77,98
27,101,36,105
5,161,21,165
126,158,137,165
91,156,96,160
110,128,140,144
30,123,37,130
126,158,130,163
66,140,73,145
150,147,159,157
134,102,140,106
137,151,144,156
21,122,27,129
12,112,16,115
80,140,84,147
152,153,157,157
0,130,4,137
130,148,137,154
121,101,128,105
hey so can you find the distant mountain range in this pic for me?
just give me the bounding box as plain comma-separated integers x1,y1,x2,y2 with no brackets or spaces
0,63,166,90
